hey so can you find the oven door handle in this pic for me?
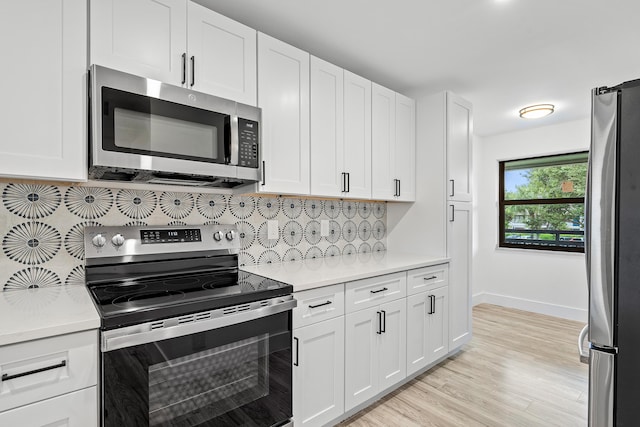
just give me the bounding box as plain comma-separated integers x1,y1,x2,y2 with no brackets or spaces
101,296,297,352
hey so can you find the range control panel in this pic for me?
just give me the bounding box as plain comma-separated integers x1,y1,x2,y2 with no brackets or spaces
238,118,259,168
84,224,239,261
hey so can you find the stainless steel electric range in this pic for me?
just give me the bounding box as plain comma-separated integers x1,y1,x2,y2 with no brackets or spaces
83,224,295,427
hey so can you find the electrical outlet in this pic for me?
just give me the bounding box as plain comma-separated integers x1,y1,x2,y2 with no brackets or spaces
267,220,279,240
321,220,329,237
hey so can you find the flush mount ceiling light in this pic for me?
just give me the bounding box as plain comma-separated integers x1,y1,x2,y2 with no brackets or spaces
519,104,555,119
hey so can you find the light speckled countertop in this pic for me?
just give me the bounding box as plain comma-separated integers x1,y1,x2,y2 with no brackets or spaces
241,251,449,292
0,286,100,346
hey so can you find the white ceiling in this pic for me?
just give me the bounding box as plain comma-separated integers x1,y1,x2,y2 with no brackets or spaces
196,0,640,136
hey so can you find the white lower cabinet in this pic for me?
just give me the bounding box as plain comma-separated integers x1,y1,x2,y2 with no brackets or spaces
344,273,407,411
406,286,449,375
0,387,97,427
293,317,345,427
0,330,98,426
292,284,345,427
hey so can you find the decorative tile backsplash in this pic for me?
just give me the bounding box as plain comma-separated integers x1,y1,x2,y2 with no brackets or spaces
0,182,387,290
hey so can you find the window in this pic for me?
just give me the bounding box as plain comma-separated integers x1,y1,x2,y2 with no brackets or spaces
499,151,588,252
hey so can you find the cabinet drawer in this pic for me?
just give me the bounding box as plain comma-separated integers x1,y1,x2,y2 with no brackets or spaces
0,330,98,413
294,283,345,328
407,264,449,295
345,272,406,313
0,386,97,427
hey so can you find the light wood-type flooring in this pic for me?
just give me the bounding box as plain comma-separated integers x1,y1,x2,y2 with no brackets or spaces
340,303,588,427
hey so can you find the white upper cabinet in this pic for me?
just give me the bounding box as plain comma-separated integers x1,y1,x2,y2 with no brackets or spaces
371,84,396,200
187,2,256,105
258,32,310,195
0,0,87,181
394,93,416,201
310,56,344,197
343,71,372,199
371,84,415,201
90,0,187,84
90,0,257,104
447,92,473,201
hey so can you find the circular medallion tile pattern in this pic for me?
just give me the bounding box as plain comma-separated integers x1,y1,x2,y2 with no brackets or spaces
325,200,341,219
229,195,255,219
5,267,61,290
235,221,256,250
65,265,85,286
305,246,323,260
342,201,357,219
3,184,61,219
282,221,303,246
303,199,323,219
257,250,281,265
65,187,113,219
257,197,280,219
160,192,194,219
0,182,387,290
283,248,304,262
304,221,321,245
65,221,101,260
3,222,61,265
282,198,303,219
196,194,226,219
373,203,386,219
116,189,156,219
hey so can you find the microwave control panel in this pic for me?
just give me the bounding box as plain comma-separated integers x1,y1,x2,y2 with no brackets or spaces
238,118,259,168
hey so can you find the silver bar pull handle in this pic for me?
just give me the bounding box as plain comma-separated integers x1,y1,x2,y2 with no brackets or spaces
578,324,589,364
449,205,455,222
449,179,455,197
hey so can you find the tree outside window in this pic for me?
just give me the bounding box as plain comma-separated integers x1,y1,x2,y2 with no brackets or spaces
499,152,588,252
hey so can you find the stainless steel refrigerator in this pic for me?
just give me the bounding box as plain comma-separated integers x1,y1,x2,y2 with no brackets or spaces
587,80,640,426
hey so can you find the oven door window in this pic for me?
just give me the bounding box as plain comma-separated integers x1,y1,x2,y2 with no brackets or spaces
102,312,291,426
101,87,230,164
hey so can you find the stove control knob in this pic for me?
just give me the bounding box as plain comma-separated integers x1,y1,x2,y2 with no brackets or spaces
213,231,223,242
92,234,107,248
111,233,125,247
225,230,236,241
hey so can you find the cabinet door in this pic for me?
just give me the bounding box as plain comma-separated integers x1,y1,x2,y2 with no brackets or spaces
426,286,449,364
343,71,372,199
371,83,396,200
395,93,416,201
378,298,406,391
293,317,344,427
0,0,87,181
187,2,257,105
446,92,473,202
258,32,310,195
406,292,428,376
447,201,472,350
345,308,378,411
0,387,97,427
90,0,187,85
310,56,344,197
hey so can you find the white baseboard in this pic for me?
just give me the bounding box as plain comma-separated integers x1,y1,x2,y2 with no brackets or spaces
472,291,587,323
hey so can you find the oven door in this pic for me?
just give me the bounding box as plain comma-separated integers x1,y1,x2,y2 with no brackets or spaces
101,306,293,427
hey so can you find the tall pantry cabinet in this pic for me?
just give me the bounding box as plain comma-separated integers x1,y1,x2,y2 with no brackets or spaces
445,92,473,350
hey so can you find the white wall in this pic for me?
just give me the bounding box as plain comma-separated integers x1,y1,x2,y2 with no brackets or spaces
473,118,589,322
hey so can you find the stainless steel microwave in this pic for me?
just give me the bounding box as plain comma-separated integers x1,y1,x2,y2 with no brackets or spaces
89,65,261,189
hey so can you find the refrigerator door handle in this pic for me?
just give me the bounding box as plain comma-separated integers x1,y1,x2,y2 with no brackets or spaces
589,348,615,427
587,89,617,348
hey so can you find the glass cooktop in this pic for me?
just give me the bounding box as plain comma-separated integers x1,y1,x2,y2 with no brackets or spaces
88,270,292,330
